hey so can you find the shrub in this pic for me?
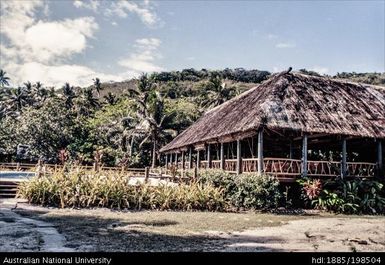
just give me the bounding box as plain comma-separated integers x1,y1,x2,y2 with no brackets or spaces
198,169,237,197
198,169,281,210
231,173,281,209
17,168,226,211
298,177,385,214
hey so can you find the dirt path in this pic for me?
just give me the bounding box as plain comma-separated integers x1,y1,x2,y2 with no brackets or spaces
0,199,73,252
1,199,384,252
216,217,385,252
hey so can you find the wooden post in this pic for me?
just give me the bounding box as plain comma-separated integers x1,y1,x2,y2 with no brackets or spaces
220,142,225,170
378,140,383,177
341,138,347,178
188,148,192,169
196,149,200,169
165,154,168,168
236,139,242,175
257,129,264,174
181,151,185,170
144,167,149,183
289,141,293,159
302,134,308,177
175,153,178,167
207,144,212,168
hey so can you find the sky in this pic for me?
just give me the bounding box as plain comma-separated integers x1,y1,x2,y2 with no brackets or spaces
0,0,384,87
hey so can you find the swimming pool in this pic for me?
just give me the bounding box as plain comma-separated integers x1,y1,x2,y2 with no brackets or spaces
0,171,35,180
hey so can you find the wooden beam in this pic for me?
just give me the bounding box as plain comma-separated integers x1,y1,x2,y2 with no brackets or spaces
196,150,200,169
181,151,185,170
289,141,293,159
341,138,347,178
378,140,383,177
302,134,308,177
220,142,225,170
236,139,242,175
294,133,330,141
165,154,168,168
188,147,192,169
175,153,178,167
207,144,212,168
257,129,264,174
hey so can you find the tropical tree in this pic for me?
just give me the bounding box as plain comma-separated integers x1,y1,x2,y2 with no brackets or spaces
129,75,178,167
33,82,49,104
104,92,117,105
5,87,29,113
0,69,10,87
200,75,236,108
62,83,77,109
93,77,102,97
82,87,100,110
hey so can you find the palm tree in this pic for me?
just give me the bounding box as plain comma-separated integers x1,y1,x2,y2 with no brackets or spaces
62,83,76,109
0,70,10,87
104,92,117,105
200,75,236,108
128,76,178,167
93,77,102,97
83,88,100,109
33,82,48,104
77,87,100,116
6,87,29,113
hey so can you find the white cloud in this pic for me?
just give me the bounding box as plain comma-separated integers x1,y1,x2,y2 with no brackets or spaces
118,38,164,73
0,0,119,87
275,42,296,48
0,0,163,87
111,21,118,26
267,34,278,39
309,66,329,75
73,0,99,12
6,62,125,87
186,56,195,61
106,0,158,27
24,17,98,63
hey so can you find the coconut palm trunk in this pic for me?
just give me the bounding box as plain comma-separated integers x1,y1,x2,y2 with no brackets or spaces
152,135,157,168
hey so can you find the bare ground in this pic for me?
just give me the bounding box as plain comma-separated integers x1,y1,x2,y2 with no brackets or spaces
1,198,384,252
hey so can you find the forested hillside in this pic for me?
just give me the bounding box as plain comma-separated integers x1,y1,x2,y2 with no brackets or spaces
0,68,384,167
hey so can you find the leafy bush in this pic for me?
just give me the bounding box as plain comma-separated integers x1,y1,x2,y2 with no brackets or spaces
17,168,226,211
231,174,281,209
298,177,385,214
198,169,281,210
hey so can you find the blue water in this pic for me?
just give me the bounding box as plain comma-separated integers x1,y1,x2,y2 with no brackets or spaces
0,171,35,179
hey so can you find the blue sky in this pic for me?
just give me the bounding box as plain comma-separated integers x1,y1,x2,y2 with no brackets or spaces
0,0,384,87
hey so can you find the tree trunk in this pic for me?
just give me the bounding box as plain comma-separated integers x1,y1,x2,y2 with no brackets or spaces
152,137,157,168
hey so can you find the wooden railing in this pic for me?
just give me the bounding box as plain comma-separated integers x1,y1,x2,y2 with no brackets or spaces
212,160,221,169
200,160,208,169
2,160,377,181
224,159,237,172
242,158,258,172
347,162,376,177
263,158,302,176
307,161,341,177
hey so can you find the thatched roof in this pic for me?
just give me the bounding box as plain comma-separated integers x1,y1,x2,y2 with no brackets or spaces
160,71,385,153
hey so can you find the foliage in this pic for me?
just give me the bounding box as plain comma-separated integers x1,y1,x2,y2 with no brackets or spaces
297,177,323,204
298,177,385,214
1,67,383,167
17,168,226,211
231,173,281,209
198,169,281,209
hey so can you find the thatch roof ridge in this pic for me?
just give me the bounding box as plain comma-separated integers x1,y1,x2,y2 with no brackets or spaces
160,71,385,153
293,72,385,90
